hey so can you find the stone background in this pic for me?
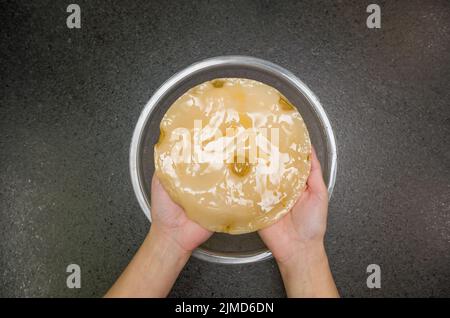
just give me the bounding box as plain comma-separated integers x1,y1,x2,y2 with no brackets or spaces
1,0,449,297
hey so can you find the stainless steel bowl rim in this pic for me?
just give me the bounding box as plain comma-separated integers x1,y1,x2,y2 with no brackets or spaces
130,55,337,264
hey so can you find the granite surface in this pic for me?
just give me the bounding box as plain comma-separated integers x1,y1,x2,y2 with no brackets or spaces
1,0,449,297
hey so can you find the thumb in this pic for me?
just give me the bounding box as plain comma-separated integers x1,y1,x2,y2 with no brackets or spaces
306,147,328,197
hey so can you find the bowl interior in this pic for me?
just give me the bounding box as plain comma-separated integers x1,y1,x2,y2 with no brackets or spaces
138,59,334,261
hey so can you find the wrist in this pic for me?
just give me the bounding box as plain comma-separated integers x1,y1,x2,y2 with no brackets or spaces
146,224,191,264
276,240,338,298
276,240,326,273
105,223,191,297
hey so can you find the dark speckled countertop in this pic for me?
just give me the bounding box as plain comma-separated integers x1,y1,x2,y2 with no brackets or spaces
1,0,449,297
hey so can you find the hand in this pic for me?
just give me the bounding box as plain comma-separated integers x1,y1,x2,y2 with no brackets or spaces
259,147,328,264
105,175,212,297
150,174,213,253
258,147,338,297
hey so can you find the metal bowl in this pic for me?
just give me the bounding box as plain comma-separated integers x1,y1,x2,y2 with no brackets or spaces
130,56,337,264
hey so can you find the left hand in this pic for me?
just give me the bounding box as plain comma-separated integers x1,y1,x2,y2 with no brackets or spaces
150,174,213,253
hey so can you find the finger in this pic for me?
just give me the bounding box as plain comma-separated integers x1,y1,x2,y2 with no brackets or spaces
306,146,328,195
151,173,171,202
151,173,171,207
151,173,161,199
151,173,159,189
151,173,184,212
151,174,159,206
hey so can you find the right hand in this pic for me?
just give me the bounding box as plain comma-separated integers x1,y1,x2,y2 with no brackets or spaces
258,147,329,265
